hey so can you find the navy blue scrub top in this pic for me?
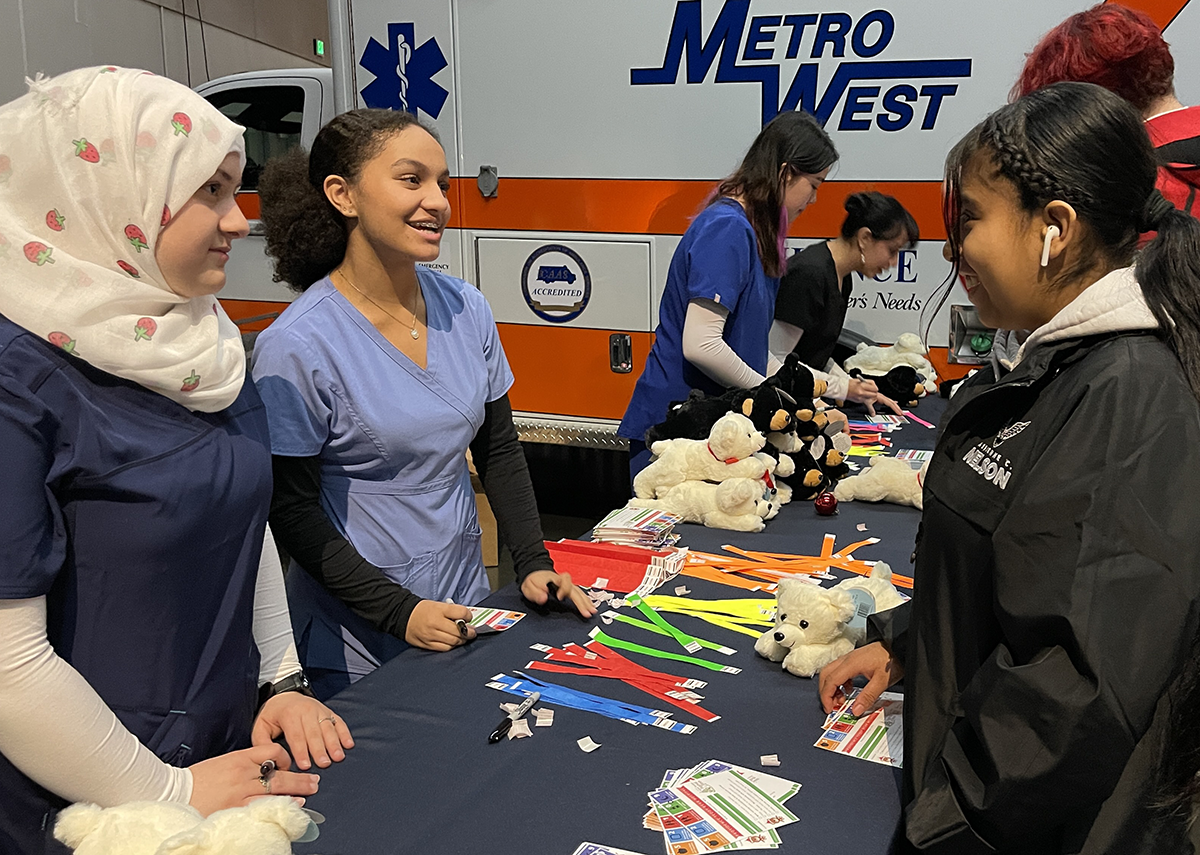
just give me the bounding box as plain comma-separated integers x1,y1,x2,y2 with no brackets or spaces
0,317,272,851
619,198,779,444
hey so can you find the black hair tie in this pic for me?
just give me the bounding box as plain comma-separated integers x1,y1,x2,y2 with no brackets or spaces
1138,189,1176,232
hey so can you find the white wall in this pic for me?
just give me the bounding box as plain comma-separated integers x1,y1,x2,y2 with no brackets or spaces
0,0,325,105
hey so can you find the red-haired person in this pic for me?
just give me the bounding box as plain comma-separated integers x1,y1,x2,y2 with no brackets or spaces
1013,3,1200,216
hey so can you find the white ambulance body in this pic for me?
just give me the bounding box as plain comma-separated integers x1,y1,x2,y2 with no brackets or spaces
199,0,1200,446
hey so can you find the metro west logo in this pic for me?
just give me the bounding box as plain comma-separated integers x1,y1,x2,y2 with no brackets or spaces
360,23,449,119
632,0,971,128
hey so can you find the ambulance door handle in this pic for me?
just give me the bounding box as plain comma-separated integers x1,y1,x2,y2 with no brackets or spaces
610,333,632,374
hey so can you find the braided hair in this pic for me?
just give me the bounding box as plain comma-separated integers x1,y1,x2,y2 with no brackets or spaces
928,83,1200,817
928,81,1200,399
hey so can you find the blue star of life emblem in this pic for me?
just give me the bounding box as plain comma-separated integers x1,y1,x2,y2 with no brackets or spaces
359,23,449,119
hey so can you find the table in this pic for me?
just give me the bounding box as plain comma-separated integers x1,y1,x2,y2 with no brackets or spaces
296,399,945,855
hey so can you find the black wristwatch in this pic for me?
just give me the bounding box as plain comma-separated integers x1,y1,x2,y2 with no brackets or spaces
258,671,315,710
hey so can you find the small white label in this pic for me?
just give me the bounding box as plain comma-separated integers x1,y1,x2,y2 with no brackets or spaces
847,588,877,631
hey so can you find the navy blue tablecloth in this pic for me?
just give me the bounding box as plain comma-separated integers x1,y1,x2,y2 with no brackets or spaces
296,398,945,855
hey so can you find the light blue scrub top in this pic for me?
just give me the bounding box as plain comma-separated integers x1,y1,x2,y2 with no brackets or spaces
252,269,513,688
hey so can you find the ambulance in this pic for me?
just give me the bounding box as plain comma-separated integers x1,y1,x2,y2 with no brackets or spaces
197,0,1199,454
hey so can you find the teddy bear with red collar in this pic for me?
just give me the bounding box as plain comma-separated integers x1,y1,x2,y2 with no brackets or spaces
633,412,767,500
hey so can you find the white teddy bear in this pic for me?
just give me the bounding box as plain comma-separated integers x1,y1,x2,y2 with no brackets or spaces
54,796,318,855
843,332,938,393
754,562,907,677
752,452,792,505
633,412,766,499
833,455,924,509
628,476,777,532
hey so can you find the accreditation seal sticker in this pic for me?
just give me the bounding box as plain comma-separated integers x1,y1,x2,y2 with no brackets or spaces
521,244,591,323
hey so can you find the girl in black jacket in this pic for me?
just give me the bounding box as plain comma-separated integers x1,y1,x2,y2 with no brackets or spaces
819,82,1200,853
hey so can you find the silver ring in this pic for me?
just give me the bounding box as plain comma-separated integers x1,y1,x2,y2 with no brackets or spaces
259,774,271,792
318,715,336,725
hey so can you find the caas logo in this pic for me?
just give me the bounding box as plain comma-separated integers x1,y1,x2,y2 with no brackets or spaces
521,245,591,323
632,0,971,128
360,23,449,118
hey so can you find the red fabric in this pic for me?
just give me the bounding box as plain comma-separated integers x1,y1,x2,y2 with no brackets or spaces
1146,106,1200,214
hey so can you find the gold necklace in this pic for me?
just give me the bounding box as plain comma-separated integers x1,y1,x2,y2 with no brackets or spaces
338,269,421,340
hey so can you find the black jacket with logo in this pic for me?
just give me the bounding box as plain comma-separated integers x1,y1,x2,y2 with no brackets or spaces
869,330,1200,853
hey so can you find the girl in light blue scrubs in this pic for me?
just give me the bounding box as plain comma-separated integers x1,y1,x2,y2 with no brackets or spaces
253,109,595,698
619,111,838,481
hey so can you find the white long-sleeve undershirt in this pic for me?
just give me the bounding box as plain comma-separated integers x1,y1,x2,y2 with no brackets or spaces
0,526,300,808
682,299,779,389
768,319,852,401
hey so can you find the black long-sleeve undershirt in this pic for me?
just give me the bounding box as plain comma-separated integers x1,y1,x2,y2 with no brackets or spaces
268,393,553,639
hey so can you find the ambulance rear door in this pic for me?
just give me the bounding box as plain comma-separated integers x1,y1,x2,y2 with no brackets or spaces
198,69,331,332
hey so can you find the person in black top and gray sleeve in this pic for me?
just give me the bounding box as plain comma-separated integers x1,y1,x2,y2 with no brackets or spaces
770,192,918,415
821,83,1200,853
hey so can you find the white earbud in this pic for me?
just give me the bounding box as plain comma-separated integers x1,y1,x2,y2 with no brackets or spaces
1040,225,1061,268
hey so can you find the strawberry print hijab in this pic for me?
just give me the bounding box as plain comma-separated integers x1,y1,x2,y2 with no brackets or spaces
0,66,247,412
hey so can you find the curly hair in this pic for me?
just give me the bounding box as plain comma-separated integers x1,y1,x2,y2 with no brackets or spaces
258,109,438,291
1012,3,1174,113
711,110,837,278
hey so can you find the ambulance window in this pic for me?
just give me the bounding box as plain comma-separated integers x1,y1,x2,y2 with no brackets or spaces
204,85,305,191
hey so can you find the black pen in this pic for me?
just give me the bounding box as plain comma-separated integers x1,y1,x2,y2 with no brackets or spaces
488,691,541,743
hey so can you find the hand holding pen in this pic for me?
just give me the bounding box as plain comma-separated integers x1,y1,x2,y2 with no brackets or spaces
404,599,476,650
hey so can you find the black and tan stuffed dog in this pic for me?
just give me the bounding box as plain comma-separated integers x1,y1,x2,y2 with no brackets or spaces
645,356,828,445
847,365,925,409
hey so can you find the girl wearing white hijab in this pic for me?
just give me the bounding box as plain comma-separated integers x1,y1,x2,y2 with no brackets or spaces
0,67,352,853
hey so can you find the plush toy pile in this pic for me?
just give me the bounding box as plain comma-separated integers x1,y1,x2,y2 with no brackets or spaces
630,357,856,530
754,562,906,677
54,797,318,855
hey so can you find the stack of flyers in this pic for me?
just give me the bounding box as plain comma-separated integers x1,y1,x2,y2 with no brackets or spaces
593,507,684,548
642,760,800,852
466,606,525,635
814,688,903,768
570,845,652,855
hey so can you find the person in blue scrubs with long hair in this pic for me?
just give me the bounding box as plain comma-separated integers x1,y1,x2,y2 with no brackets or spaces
253,110,595,700
619,111,838,481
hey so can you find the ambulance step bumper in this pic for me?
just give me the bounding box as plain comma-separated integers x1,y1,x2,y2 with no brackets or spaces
513,413,628,450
